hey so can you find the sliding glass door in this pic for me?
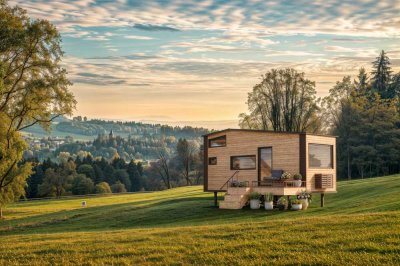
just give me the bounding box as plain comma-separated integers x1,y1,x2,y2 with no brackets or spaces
258,147,272,181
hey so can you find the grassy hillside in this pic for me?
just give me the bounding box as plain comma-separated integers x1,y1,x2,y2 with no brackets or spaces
1,175,400,265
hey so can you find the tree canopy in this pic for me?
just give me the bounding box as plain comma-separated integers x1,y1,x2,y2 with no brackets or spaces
239,68,321,133
0,1,75,216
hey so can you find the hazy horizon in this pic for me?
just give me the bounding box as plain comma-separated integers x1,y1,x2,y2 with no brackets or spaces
10,0,400,128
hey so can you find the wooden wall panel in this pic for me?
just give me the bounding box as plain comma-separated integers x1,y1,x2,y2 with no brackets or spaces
305,135,337,193
207,131,300,191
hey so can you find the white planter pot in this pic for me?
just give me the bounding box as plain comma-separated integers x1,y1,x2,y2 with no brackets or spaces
250,199,260,209
291,203,302,211
301,199,309,210
294,180,302,187
264,201,274,210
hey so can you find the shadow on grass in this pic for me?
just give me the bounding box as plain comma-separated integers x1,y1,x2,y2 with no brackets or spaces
0,194,306,236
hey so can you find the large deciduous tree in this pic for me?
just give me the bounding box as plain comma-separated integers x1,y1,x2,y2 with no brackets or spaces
0,1,75,216
239,68,321,133
176,138,197,186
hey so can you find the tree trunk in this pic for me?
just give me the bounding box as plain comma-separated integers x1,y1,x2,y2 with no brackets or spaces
0,207,3,219
347,147,351,180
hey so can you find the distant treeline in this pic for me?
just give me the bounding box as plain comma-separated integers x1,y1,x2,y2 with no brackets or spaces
26,138,203,198
24,119,209,162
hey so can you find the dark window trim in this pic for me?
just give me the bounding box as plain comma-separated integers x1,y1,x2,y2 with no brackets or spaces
257,147,272,182
230,155,256,170
208,135,226,148
208,157,217,165
308,143,334,169
203,136,208,191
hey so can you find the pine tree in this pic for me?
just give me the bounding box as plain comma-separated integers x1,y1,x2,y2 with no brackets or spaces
371,50,392,98
354,68,369,95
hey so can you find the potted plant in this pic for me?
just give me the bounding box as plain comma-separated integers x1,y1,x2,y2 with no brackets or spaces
281,171,291,180
239,181,247,187
297,190,312,210
293,173,302,187
291,199,302,210
264,192,274,210
277,196,288,210
231,180,240,187
249,192,261,209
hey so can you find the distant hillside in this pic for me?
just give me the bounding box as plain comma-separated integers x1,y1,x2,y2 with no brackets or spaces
1,175,400,265
22,117,209,161
22,117,209,141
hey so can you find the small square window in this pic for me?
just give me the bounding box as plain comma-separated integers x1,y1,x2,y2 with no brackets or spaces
209,135,226,148
208,157,217,165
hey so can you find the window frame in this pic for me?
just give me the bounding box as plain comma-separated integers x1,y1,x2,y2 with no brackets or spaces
208,157,217,165
230,155,257,170
258,147,273,181
208,135,226,148
308,143,334,169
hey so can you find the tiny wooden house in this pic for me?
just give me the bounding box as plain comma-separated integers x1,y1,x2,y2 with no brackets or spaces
203,129,336,209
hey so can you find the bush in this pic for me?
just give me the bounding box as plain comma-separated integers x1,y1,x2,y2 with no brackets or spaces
111,181,127,193
293,173,302,180
71,174,94,195
281,172,291,179
249,192,261,200
291,199,302,205
95,182,111,194
277,196,288,210
265,192,274,202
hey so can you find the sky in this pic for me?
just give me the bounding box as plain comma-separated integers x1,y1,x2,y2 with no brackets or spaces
9,0,400,129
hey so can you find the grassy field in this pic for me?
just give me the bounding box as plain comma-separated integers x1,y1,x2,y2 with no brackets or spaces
1,175,400,265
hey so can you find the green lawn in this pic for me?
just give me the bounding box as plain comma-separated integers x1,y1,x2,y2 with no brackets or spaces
1,175,400,265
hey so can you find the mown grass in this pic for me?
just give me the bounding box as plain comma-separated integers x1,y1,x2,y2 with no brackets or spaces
1,175,400,265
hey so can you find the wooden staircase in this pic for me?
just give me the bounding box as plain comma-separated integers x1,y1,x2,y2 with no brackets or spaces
219,187,251,209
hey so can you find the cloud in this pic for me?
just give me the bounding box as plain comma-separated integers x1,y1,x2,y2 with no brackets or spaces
124,35,154,40
133,23,180,32
9,0,400,38
332,38,367,43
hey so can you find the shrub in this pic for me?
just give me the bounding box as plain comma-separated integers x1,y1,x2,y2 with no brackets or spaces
281,172,291,179
95,182,112,194
231,180,240,187
265,192,274,202
277,196,288,210
239,181,247,187
291,199,302,205
293,173,302,180
111,181,127,193
71,174,94,195
277,196,287,205
249,192,261,200
297,190,312,202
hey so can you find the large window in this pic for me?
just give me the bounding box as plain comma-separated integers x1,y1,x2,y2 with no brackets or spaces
309,144,333,168
259,147,272,178
231,155,256,170
209,135,226,148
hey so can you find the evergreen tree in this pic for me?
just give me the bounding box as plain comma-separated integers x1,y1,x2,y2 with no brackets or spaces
371,50,392,98
354,67,369,95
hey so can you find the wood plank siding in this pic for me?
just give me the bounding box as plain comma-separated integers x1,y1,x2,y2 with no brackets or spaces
204,129,337,194
305,134,337,193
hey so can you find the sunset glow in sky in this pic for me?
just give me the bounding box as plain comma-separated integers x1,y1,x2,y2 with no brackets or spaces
10,0,400,128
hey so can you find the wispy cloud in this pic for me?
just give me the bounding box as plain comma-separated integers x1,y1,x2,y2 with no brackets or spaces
8,0,400,125
133,23,180,32
124,35,154,40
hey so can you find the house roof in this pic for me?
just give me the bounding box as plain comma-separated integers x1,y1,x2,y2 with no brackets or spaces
203,128,337,138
